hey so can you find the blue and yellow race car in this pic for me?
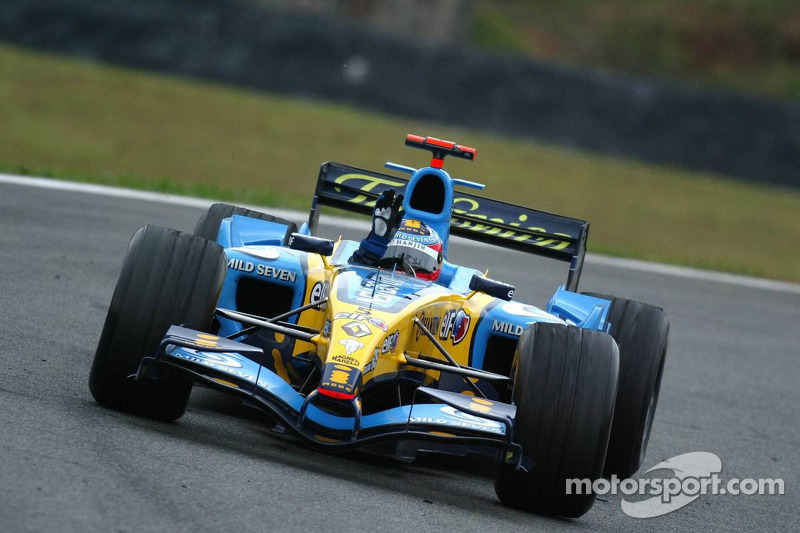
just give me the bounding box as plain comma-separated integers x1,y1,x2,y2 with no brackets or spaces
89,135,669,518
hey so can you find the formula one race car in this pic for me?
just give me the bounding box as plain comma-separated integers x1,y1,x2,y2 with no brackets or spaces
89,135,669,518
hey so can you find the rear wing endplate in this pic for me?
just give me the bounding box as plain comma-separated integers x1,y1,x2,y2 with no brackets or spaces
308,162,589,292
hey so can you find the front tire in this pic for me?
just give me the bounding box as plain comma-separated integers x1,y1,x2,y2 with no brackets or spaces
495,323,619,518
89,225,227,421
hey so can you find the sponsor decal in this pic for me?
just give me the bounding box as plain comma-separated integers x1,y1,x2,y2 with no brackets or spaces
349,272,430,312
364,348,379,375
334,312,368,321
389,239,440,261
333,312,389,332
330,173,572,252
320,364,358,395
468,397,495,414
391,235,439,247
322,320,331,339
310,281,330,306
451,198,572,251
339,338,364,355
171,349,256,384
439,406,502,429
398,223,427,236
190,333,220,349
439,310,455,339
381,331,399,354
492,320,525,336
354,274,406,308
416,310,441,341
336,270,432,313
342,321,371,338
330,354,359,366
369,317,389,331
227,258,297,282
441,405,503,430
408,405,504,434
439,309,471,345
329,367,350,384
181,350,242,368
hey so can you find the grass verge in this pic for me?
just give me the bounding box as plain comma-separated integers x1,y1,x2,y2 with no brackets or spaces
1,43,798,281
471,0,800,100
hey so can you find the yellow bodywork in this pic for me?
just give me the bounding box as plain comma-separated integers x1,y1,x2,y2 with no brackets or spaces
290,242,496,393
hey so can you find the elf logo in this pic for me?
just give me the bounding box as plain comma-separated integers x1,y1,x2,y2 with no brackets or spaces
310,281,330,304
439,309,471,345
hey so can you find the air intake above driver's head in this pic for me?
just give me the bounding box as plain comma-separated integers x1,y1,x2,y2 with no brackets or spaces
408,172,446,215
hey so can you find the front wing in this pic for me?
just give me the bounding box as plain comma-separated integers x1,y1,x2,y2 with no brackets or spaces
139,326,520,458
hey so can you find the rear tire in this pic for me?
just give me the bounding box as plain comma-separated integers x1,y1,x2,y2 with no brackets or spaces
194,203,298,243
494,323,618,518
584,292,669,478
89,225,227,421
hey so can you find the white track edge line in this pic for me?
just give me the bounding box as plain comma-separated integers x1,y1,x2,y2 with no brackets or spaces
2,173,798,295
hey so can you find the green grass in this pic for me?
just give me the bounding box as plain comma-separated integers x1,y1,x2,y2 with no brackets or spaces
471,0,800,100
1,43,798,281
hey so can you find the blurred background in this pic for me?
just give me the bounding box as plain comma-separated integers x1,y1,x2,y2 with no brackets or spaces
1,0,798,280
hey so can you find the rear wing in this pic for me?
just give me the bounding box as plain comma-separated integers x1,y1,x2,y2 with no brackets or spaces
308,162,589,292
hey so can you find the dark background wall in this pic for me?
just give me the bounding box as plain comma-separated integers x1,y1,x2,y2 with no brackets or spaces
2,0,798,187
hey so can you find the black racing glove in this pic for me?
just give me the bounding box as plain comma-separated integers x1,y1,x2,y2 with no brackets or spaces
352,189,404,263
371,189,404,241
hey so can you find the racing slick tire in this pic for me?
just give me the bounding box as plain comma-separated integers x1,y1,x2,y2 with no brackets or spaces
494,323,619,518
194,203,298,243
89,225,227,421
583,293,669,479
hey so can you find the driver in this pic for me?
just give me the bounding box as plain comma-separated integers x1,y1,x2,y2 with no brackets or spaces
350,189,444,281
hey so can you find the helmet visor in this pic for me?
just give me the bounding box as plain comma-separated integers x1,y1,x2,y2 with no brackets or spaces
384,239,441,274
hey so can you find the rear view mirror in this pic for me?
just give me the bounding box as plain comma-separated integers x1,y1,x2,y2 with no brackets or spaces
469,274,515,301
288,234,334,256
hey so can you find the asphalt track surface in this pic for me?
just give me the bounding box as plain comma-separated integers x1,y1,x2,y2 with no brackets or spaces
0,178,797,532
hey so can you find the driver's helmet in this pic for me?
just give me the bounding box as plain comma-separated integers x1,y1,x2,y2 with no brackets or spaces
384,220,444,281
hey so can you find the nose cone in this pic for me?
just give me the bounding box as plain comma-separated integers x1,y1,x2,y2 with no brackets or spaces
326,317,383,377
323,309,401,392
320,267,432,392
